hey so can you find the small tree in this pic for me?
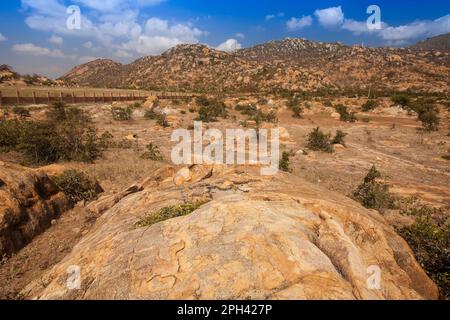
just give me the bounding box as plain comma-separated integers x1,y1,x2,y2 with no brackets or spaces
362,99,378,112
279,151,291,172
336,104,357,122
418,109,440,131
307,127,334,153
352,166,394,213
111,106,133,121
141,143,163,161
331,130,348,146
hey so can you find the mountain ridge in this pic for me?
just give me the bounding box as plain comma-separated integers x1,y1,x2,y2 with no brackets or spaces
61,36,450,94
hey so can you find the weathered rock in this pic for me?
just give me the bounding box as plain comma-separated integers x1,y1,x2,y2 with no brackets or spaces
0,163,71,257
23,165,438,300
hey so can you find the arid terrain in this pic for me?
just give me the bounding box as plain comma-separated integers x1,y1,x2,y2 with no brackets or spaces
0,35,449,300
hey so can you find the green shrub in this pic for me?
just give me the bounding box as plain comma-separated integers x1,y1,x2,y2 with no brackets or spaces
0,103,103,164
251,110,278,125
156,113,170,127
141,143,163,161
418,108,440,131
12,106,30,117
331,130,347,146
307,127,334,153
99,131,114,149
362,99,378,112
235,104,257,116
144,108,158,120
292,105,303,119
196,95,210,107
132,102,143,109
279,151,291,172
54,170,102,205
111,106,132,121
336,104,357,122
135,201,209,228
197,99,227,122
391,94,410,107
352,166,394,213
396,204,449,299
144,109,169,127
257,97,268,105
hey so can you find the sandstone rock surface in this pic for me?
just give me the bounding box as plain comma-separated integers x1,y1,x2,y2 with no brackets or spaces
23,165,438,300
0,163,71,257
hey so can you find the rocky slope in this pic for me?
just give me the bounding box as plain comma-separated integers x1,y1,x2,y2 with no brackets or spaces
22,164,438,300
61,38,450,94
411,33,450,53
0,162,71,257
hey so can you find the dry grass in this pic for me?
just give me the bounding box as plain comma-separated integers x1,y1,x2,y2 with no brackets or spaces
83,148,163,192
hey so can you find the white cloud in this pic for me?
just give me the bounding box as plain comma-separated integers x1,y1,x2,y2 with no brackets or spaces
216,38,242,52
0,33,7,41
342,19,388,35
12,43,66,57
235,32,245,39
379,14,450,41
314,6,344,28
21,0,206,58
287,16,313,31
48,35,63,44
341,14,450,45
265,12,284,21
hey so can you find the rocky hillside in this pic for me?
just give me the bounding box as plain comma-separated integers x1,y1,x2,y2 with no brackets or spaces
61,38,450,94
0,64,55,86
411,33,450,53
23,164,438,300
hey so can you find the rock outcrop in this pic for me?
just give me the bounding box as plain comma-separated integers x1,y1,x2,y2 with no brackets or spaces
0,163,71,257
23,165,438,300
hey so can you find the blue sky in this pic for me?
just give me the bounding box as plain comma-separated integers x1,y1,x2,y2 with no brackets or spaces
0,0,449,78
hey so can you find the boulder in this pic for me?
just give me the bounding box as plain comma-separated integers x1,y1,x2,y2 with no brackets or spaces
0,163,72,257
23,165,438,300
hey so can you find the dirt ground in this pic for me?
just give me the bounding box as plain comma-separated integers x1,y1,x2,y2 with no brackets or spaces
0,95,449,298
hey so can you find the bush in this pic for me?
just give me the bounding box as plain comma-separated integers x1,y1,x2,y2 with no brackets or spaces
396,204,449,299
235,104,257,116
362,99,378,112
99,131,114,149
197,99,227,122
111,106,133,121
418,108,440,131
135,200,209,228
156,113,170,128
196,95,210,107
307,127,334,153
279,151,291,172
141,143,163,161
12,106,30,117
144,108,169,127
251,110,278,125
53,170,102,205
391,94,410,107
331,130,347,146
336,104,357,122
352,166,394,213
0,103,103,164
291,105,303,119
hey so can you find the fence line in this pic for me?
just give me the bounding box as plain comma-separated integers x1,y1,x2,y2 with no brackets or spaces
0,89,196,106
